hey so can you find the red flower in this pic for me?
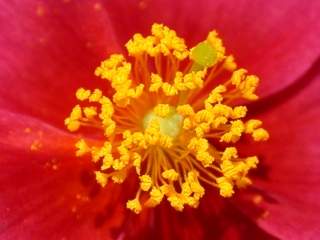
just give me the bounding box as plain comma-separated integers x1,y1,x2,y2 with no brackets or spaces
0,1,319,239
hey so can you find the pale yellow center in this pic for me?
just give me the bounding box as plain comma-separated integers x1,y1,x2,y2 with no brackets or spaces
143,106,183,138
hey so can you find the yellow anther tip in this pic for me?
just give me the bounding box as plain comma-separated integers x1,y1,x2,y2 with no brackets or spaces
126,198,142,214
206,31,226,62
231,68,247,87
217,177,234,197
206,85,227,104
224,55,237,71
76,88,91,101
221,147,238,162
140,174,153,191
153,104,171,117
252,128,270,141
65,119,80,132
168,195,184,211
95,171,108,187
89,89,103,102
246,156,259,168
75,139,90,157
176,104,194,116
196,151,214,167
162,169,179,181
83,107,97,119
111,171,126,183
232,106,247,119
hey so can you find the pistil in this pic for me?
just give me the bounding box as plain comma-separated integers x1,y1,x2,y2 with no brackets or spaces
143,105,183,138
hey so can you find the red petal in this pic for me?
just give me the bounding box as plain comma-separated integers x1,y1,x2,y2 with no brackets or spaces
106,0,320,97
242,72,320,238
0,1,121,128
148,195,277,240
0,110,129,239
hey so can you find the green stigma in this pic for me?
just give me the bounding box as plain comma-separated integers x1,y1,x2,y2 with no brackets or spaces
143,106,183,138
190,41,217,71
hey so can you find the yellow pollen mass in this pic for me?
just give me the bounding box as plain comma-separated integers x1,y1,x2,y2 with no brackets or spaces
162,169,179,181
95,171,108,187
148,187,164,206
143,105,183,138
65,23,269,214
140,174,153,191
126,198,142,214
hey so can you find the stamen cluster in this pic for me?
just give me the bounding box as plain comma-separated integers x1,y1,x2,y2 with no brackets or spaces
65,23,269,213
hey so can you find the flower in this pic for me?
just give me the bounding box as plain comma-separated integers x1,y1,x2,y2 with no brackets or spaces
0,1,319,240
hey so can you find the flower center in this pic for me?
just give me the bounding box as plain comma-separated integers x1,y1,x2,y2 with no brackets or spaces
143,105,183,138
65,23,269,214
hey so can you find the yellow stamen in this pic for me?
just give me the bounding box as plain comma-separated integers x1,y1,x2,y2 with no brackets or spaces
162,169,179,181
95,171,108,187
65,23,269,214
83,106,97,119
148,187,164,206
245,119,269,141
217,177,234,197
140,174,153,191
75,139,90,157
126,198,142,214
76,88,91,101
